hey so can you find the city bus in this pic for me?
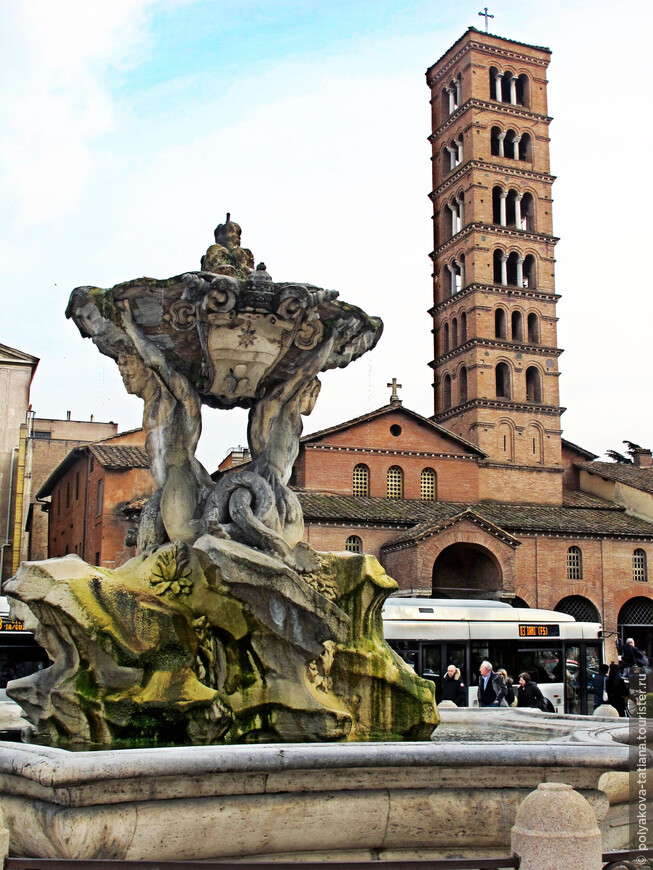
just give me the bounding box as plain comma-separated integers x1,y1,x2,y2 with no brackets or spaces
0,597,49,701
382,597,604,714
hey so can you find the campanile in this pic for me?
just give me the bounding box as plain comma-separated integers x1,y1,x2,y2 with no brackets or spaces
426,28,564,502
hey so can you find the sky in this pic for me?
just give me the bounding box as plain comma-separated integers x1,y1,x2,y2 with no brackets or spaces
1,0,652,471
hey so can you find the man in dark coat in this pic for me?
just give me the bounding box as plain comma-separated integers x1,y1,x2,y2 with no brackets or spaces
477,661,508,707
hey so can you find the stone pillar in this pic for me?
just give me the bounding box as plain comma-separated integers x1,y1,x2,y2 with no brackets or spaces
447,86,455,114
514,193,523,229
456,195,464,229
451,202,458,236
446,146,456,171
495,72,502,101
510,75,518,105
448,264,456,296
497,130,506,158
499,190,507,226
516,257,524,287
511,782,602,870
500,253,508,285
455,138,463,164
455,79,462,107
513,133,522,160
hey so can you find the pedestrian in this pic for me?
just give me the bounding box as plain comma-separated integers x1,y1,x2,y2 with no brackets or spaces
606,662,629,716
592,663,610,710
477,660,508,707
622,638,647,675
497,668,515,706
516,672,546,709
441,664,467,706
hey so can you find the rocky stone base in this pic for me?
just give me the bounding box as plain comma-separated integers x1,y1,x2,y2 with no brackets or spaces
4,542,436,746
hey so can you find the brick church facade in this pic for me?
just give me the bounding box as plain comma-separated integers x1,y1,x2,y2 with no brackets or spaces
285,29,653,661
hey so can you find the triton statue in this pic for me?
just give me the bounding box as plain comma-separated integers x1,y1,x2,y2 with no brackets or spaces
5,217,437,745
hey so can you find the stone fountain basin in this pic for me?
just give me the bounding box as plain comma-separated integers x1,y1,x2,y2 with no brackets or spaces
0,709,637,862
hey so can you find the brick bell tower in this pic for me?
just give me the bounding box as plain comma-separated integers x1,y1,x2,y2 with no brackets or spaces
426,28,564,503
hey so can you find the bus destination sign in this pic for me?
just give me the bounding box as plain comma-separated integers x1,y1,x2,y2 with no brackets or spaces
0,618,26,632
519,624,560,638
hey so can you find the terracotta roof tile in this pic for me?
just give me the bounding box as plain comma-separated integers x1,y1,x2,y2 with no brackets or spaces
88,444,150,469
295,492,653,542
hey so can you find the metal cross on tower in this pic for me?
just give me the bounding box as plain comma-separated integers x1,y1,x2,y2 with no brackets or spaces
387,378,402,403
478,7,494,31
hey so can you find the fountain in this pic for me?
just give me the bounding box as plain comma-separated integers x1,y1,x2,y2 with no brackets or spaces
0,220,641,861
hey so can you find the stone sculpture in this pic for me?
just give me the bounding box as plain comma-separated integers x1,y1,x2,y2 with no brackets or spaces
5,217,437,745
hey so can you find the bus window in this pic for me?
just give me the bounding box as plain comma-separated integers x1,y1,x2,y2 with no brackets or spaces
392,641,418,670
421,644,442,700
565,645,581,714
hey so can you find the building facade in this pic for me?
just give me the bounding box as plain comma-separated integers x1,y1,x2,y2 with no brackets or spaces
11,415,118,572
37,430,156,570
0,343,38,584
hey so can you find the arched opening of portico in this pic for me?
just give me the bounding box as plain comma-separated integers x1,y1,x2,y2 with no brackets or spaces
432,543,503,599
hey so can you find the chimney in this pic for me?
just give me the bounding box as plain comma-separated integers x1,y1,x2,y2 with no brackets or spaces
90,414,94,422
66,410,71,421
632,448,653,468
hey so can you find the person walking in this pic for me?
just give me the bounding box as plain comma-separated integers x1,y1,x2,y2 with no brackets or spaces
441,664,467,707
606,662,629,716
622,638,647,675
516,672,546,709
497,668,515,706
477,661,508,707
592,663,610,710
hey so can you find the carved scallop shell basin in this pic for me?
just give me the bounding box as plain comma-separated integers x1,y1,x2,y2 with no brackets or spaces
0,708,640,862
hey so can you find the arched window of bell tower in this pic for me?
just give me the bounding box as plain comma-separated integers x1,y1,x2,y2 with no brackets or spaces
527,312,540,344
526,366,542,403
527,423,544,462
506,251,519,286
501,71,513,103
452,317,458,347
523,254,536,288
517,74,530,108
492,186,505,225
495,308,507,339
460,311,467,343
443,374,452,409
489,66,500,101
459,366,468,403
443,322,450,353
519,133,532,161
491,126,504,157
519,192,535,230
493,248,508,285
511,310,523,341
495,362,511,399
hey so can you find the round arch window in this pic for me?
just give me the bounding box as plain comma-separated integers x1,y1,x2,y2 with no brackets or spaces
555,595,599,623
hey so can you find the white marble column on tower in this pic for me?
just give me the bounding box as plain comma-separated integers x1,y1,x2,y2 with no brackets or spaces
515,193,523,229
458,258,465,288
513,133,522,160
500,253,508,285
451,202,458,236
446,146,456,171
516,257,524,287
455,78,462,107
447,87,455,114
510,76,518,105
456,195,464,229
499,190,507,226
455,138,463,164
494,72,502,101
497,131,506,158
448,263,456,296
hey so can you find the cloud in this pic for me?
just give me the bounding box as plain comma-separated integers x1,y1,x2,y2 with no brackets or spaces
0,0,158,223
